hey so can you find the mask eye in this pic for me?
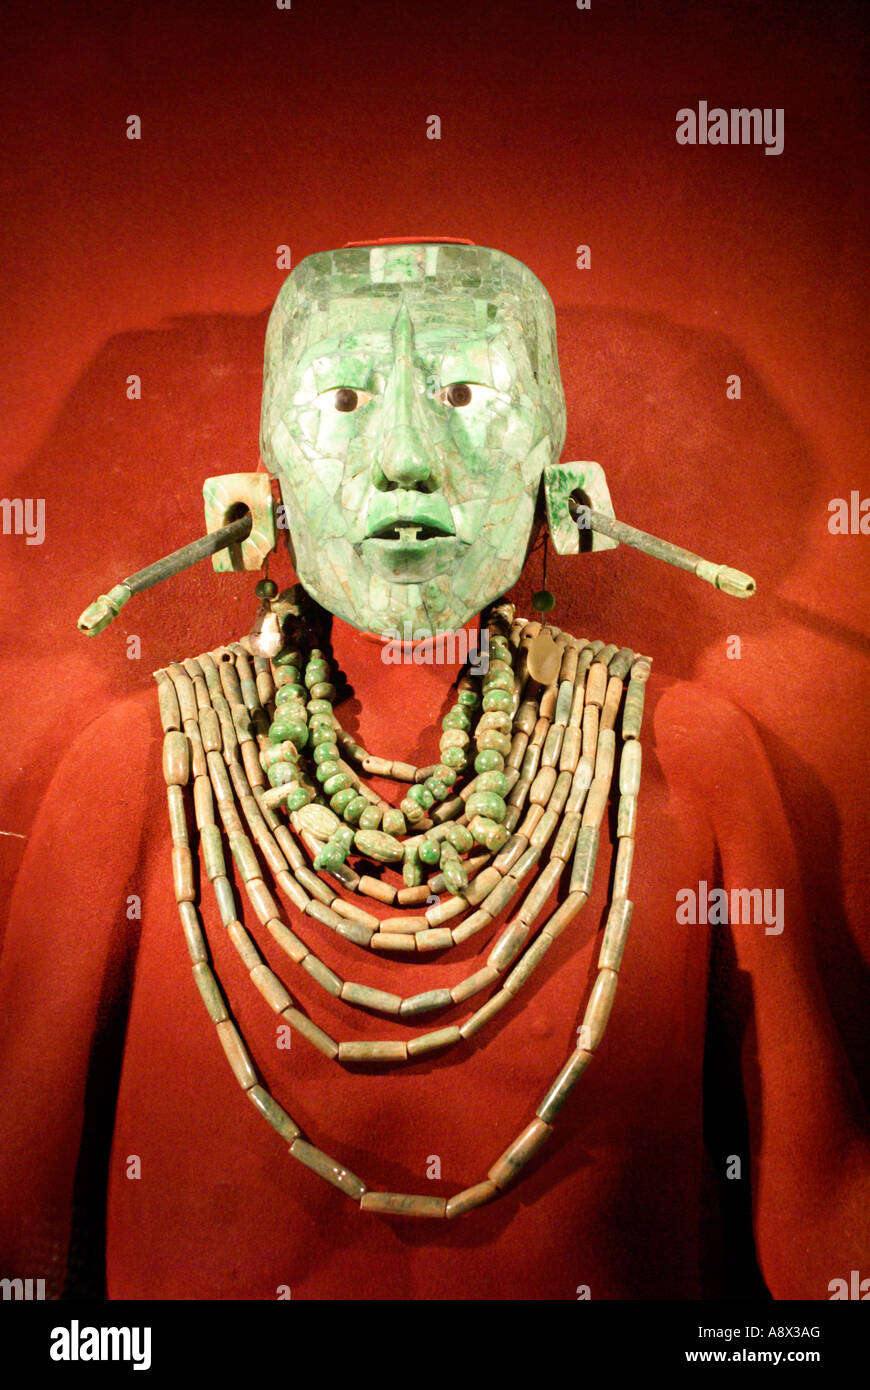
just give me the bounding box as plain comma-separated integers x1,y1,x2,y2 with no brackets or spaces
437,382,500,408
317,387,374,412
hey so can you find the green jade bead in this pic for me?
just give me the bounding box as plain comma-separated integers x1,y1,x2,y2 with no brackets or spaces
381,807,407,837
475,770,510,796
315,839,348,871
313,741,339,765
442,709,471,731
406,784,434,809
358,804,382,830
444,823,473,852
323,772,351,795
267,761,297,788
304,661,329,685
482,671,512,692
315,760,342,783
424,777,451,801
441,746,468,770
353,830,404,863
457,690,479,708
403,847,423,887
343,794,368,824
306,699,333,716
285,787,314,811
330,787,357,814
275,683,307,705
309,682,336,701
476,730,511,755
466,791,507,823
442,860,468,894
474,749,505,774
419,837,441,865
269,718,308,749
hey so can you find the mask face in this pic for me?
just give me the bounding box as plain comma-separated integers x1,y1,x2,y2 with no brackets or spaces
261,242,567,637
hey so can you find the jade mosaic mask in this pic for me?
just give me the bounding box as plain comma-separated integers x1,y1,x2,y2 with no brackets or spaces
260,243,567,637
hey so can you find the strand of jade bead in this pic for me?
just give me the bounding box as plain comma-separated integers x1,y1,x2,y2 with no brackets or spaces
157,640,648,1214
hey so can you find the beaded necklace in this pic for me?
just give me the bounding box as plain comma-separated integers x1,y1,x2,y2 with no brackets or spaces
155,592,649,1219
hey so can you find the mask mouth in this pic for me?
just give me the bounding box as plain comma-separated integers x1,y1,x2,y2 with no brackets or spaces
368,520,454,543
364,490,456,541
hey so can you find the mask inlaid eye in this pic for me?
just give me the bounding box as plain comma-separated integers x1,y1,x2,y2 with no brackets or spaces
437,382,500,408
317,387,374,412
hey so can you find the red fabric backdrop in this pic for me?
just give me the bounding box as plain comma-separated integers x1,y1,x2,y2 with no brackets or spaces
0,0,867,1300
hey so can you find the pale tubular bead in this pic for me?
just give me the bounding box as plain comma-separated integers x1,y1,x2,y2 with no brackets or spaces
215,1019,258,1089
432,795,464,822
275,870,311,913
541,723,564,769
459,987,513,1038
220,801,245,840
241,738,266,789
337,920,375,948
450,964,500,1005
163,730,190,787
488,920,530,971
213,875,236,926
227,920,262,971
599,675,624,734
340,981,402,1014
596,643,619,668
294,866,335,906
247,878,281,925
371,932,418,952
156,673,182,732
184,722,208,779
530,765,557,806
425,896,467,927
281,1006,338,1059
559,725,581,773
529,716,549,750
357,874,396,905
481,875,520,920
206,750,233,803
617,793,637,838
337,1040,408,1063
622,678,646,740
380,914,429,933
250,962,294,1013
536,1048,595,1122
166,784,188,846
595,728,616,784
514,700,538,735
518,858,564,924
172,845,195,902
177,900,208,963
417,927,455,951
192,961,227,1022
273,825,307,872
198,707,222,753
581,778,610,830
613,833,635,896
619,739,642,795
542,889,588,942
608,646,635,681
539,684,558,721
630,657,652,682
554,679,574,726
559,644,580,684
571,826,600,895
550,770,573,818
502,931,554,995
492,833,528,875
304,900,345,931
247,1085,299,1142
582,704,599,760
520,743,542,782
582,967,619,1050
332,899,379,929
200,823,226,881
299,830,324,861
529,807,559,850
550,812,580,864
360,1192,446,1218
505,731,529,771
446,1180,500,1218
585,662,608,708
396,884,431,907
511,844,542,881
407,1025,462,1057
267,919,310,964
503,804,522,833
255,670,275,706
301,955,343,996
565,756,593,814
462,864,499,905
193,774,215,828
290,1139,367,1200
516,803,544,838
167,664,198,722
227,834,260,883
451,908,493,944
507,774,531,809
568,681,586,728
598,898,634,972
488,1118,553,1191
400,987,453,1016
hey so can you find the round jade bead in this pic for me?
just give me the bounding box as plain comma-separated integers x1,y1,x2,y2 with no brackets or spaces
261,743,293,769
466,791,507,823
442,861,468,895
269,718,308,748
482,671,513,692
267,761,297,788
330,787,357,814
476,730,511,756
442,709,471,732
439,728,469,750
306,699,333,716
358,804,382,830
309,681,336,701
474,749,504,774
457,689,479,708
315,760,342,783
399,797,425,823
474,770,510,796
487,658,513,674
275,683,307,705
477,710,512,734
406,784,434,808
419,838,441,865
323,772,351,795
313,741,339,765
441,746,467,770
432,764,458,785
444,824,473,853
304,660,329,685
481,689,512,713
285,787,313,811
423,777,450,801
315,842,346,872
343,795,368,824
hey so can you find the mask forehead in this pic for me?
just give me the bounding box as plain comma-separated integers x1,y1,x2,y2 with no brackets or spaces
261,243,566,637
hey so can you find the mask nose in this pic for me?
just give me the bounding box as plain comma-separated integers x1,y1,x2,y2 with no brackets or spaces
374,304,441,493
